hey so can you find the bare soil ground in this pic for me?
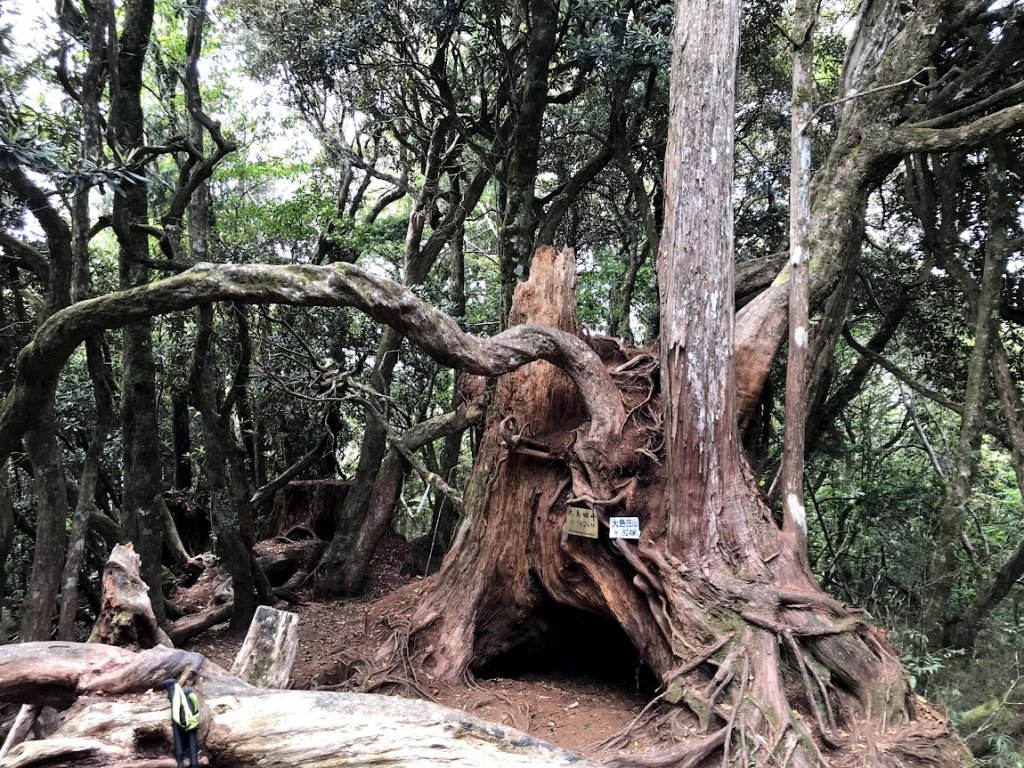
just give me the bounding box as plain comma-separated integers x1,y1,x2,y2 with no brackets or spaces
181,534,649,759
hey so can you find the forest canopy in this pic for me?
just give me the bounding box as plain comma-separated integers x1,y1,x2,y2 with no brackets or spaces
0,0,1023,766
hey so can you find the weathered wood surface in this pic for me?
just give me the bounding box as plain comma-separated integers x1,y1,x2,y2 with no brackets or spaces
230,605,298,688
88,543,172,649
0,643,240,709
0,703,39,761
0,643,598,768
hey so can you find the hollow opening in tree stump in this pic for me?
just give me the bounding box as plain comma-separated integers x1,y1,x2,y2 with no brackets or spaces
266,480,351,540
165,495,211,556
475,600,659,696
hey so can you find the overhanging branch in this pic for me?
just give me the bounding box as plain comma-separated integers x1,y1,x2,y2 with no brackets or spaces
892,101,1024,153
842,327,1010,447
0,258,624,467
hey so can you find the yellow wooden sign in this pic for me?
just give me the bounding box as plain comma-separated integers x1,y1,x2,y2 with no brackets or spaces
565,506,599,539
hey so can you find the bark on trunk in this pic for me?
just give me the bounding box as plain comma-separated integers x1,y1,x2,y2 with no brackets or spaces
332,241,965,766
57,338,113,641
733,0,1010,426
21,401,69,641
336,403,484,595
316,328,401,592
780,0,817,566
190,306,262,631
921,143,1011,646
113,0,164,625
316,124,488,595
498,0,559,323
350,246,640,683
0,464,14,602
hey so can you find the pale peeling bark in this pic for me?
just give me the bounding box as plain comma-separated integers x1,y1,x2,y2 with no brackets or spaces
780,0,817,565
658,0,741,555
0,642,597,768
0,257,624,469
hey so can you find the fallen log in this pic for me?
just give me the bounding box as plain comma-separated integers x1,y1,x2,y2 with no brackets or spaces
166,603,233,645
0,642,598,768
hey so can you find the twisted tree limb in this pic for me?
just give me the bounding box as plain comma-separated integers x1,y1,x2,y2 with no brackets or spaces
0,259,624,470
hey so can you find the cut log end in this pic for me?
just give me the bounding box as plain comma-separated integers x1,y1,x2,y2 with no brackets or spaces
230,605,299,688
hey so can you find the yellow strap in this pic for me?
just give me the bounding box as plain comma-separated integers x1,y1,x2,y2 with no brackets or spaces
171,683,200,731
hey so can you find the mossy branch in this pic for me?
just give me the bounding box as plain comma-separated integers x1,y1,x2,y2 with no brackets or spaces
0,259,624,467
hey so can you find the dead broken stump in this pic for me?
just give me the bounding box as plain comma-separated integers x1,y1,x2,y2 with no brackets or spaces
89,543,172,649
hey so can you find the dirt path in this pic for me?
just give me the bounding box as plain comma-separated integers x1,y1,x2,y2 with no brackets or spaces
183,535,649,759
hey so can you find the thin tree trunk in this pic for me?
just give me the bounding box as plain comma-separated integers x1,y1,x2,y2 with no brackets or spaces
57,339,113,640
171,386,193,491
112,0,164,623
780,0,818,566
58,27,111,638
498,0,558,324
921,142,1010,646
191,306,258,631
0,464,13,602
608,240,646,345
316,327,402,593
21,404,68,641
423,223,470,568
316,127,488,596
337,402,483,594
920,144,1024,648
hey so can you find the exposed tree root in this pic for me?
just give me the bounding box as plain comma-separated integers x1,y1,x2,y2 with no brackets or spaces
315,248,970,768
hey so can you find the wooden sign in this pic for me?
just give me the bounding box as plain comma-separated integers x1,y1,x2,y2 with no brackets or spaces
565,506,598,539
609,516,641,539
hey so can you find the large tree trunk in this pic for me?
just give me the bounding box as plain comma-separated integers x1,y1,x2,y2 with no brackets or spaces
339,18,974,736
342,239,966,765
352,246,642,683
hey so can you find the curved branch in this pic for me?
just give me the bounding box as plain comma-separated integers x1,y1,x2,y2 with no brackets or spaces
0,232,50,284
0,259,624,466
